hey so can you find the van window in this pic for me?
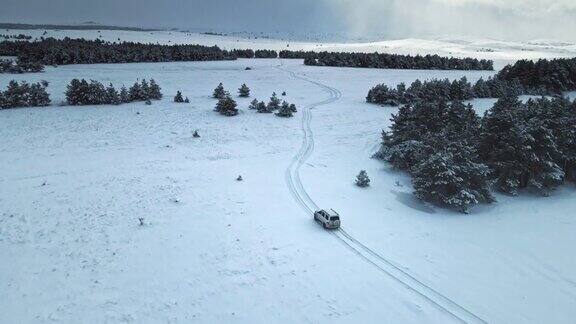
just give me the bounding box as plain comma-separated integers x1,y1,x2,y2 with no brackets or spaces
330,216,339,221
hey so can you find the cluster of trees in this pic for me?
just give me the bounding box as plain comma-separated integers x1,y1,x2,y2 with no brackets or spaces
0,34,32,40
0,58,44,73
174,91,190,103
212,83,251,99
375,95,576,212
279,50,314,59
232,49,255,59
214,95,238,116
304,52,494,71
65,78,162,106
0,38,237,66
212,83,238,116
254,50,278,59
0,80,50,109
496,58,576,94
249,93,297,117
367,77,524,106
368,58,576,107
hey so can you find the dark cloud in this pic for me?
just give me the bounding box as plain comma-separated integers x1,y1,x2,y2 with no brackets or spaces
0,0,574,40
0,0,342,33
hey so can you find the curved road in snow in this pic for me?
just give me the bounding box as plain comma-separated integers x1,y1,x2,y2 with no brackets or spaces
277,63,486,324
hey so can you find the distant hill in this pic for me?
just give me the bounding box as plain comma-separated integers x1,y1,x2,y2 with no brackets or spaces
0,22,157,32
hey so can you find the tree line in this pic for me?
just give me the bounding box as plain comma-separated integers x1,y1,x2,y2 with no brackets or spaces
65,79,162,106
0,80,51,108
375,95,576,213
0,37,237,66
366,77,524,106
367,57,576,106
303,52,494,71
0,58,44,73
0,38,499,73
495,57,576,94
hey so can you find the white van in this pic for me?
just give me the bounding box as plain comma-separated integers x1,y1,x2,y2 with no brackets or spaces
314,209,341,229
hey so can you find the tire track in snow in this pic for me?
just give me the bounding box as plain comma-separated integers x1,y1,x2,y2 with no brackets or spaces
277,64,486,324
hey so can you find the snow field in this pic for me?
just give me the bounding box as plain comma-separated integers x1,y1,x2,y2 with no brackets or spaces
1,56,575,323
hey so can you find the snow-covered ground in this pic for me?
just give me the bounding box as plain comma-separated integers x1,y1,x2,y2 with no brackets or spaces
1,31,576,323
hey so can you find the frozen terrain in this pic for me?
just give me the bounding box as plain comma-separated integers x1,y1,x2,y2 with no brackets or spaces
1,31,576,323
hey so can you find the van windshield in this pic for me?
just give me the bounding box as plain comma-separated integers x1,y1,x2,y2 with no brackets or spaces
330,216,339,221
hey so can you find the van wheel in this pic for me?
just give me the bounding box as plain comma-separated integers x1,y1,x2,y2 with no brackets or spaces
323,223,327,229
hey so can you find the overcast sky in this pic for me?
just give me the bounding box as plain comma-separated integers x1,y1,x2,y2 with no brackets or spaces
1,0,575,40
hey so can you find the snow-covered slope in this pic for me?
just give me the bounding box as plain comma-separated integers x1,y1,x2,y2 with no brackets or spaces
1,57,575,323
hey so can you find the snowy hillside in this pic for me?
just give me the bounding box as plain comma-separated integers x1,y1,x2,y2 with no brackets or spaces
1,30,576,323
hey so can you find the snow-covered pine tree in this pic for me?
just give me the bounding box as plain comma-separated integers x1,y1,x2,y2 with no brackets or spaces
213,83,226,99
478,95,527,194
148,79,162,100
184,97,190,103
248,98,259,110
267,92,281,111
3,81,26,107
88,80,107,105
65,79,91,105
289,103,297,112
473,78,491,98
129,82,142,102
119,86,130,103
28,80,51,107
174,91,184,103
215,94,238,116
139,79,150,100
355,170,370,187
275,101,293,117
412,140,493,213
105,83,120,105
523,119,564,195
256,101,269,113
478,94,564,195
238,84,250,97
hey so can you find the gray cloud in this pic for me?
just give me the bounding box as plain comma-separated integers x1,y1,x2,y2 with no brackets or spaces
0,0,574,40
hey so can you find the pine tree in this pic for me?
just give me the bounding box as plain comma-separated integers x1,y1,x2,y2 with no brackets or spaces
289,103,297,112
355,170,370,187
119,86,130,103
238,84,250,97
88,80,107,105
256,101,269,113
478,95,527,194
105,83,120,105
213,83,226,99
248,98,259,110
184,97,190,103
139,79,150,100
412,141,493,213
275,101,293,117
28,80,51,107
65,79,89,105
267,92,281,111
148,79,162,100
215,94,238,116
129,82,142,102
174,91,184,103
